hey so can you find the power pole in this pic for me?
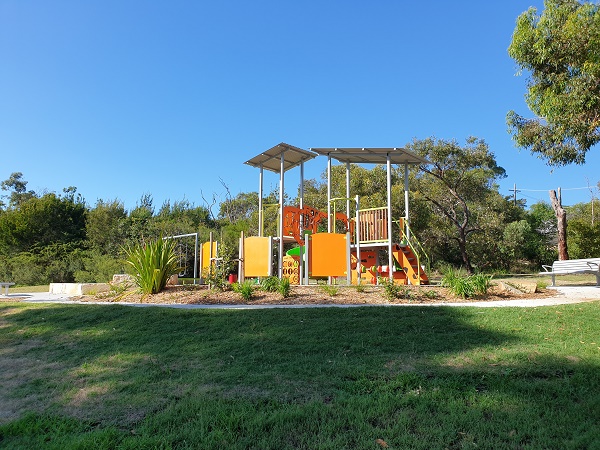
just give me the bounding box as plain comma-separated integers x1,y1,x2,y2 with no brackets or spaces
509,183,520,205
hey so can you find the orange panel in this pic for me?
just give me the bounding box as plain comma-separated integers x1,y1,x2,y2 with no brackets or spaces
308,233,347,277
244,236,272,277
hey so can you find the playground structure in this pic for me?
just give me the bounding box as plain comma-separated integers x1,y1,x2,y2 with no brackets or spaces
239,143,431,286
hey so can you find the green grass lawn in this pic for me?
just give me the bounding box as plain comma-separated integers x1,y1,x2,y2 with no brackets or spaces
1,302,599,449
8,285,49,294
496,273,599,287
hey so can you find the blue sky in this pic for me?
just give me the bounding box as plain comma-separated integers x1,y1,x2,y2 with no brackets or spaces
2,0,599,213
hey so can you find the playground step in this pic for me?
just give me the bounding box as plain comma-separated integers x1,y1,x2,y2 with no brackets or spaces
392,244,430,286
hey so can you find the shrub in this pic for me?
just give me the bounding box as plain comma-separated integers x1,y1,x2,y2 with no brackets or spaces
233,280,255,301
446,276,476,298
74,250,125,283
278,277,291,298
423,289,439,299
202,264,230,292
319,284,339,297
379,277,400,301
471,273,494,295
257,276,291,298
260,276,281,293
441,268,494,298
379,277,413,301
123,237,180,295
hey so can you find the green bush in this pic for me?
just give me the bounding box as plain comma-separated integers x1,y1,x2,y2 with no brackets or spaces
202,264,230,292
257,276,291,299
423,289,439,299
74,250,125,283
536,279,549,290
441,268,493,298
124,237,180,295
0,243,84,285
379,277,412,301
470,273,494,295
446,276,476,298
354,283,366,293
379,277,401,301
319,284,339,297
278,277,291,298
233,280,255,301
260,276,281,293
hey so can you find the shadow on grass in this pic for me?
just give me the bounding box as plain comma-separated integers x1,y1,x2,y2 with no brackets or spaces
1,303,599,448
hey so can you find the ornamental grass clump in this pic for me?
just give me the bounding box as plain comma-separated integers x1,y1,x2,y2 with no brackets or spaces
260,276,280,293
441,267,494,298
278,277,291,298
233,280,255,301
470,273,494,295
124,237,181,295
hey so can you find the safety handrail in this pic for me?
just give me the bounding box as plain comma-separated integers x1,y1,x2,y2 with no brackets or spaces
396,218,430,279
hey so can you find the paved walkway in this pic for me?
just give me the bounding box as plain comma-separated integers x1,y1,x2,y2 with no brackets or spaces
3,285,599,309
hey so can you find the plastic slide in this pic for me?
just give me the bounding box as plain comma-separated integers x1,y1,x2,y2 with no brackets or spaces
286,246,305,257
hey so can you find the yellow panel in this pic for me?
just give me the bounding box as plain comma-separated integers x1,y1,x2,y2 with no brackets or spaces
201,242,218,271
308,233,347,277
282,255,300,284
244,236,271,277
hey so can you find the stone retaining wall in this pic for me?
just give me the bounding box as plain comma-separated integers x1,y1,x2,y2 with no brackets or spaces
49,283,110,295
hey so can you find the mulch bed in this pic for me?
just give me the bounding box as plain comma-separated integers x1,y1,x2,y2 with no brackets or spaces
80,284,557,306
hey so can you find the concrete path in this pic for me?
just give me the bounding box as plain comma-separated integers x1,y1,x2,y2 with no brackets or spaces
3,285,599,309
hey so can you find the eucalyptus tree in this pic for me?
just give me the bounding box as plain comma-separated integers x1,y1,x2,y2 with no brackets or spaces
508,0,600,165
0,172,37,208
525,201,558,264
567,201,600,258
407,137,507,274
298,164,404,216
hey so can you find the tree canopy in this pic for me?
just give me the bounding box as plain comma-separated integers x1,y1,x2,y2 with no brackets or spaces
408,137,508,273
508,0,600,165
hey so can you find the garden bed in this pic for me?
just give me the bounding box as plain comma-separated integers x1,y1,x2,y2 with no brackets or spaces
83,282,556,306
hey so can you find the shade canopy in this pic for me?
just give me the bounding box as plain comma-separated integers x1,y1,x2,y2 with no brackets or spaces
309,147,430,165
244,142,318,173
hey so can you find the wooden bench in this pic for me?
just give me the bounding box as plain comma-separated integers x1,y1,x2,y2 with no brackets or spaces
0,282,15,296
539,258,600,286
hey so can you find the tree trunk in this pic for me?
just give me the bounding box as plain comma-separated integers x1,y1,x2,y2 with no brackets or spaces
458,228,474,274
549,188,569,260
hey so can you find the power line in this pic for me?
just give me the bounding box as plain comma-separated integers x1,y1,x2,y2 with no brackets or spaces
520,192,545,203
508,184,598,206
518,186,591,192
